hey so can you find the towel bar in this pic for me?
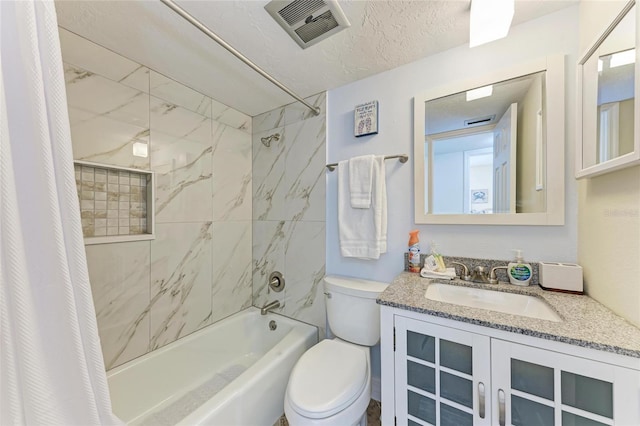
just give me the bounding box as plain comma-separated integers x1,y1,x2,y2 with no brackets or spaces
325,154,408,171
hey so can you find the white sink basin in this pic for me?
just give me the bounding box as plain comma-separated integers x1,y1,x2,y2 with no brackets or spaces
425,284,562,322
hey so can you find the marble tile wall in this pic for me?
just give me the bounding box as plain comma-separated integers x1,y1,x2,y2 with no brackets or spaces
60,28,253,369
252,93,327,337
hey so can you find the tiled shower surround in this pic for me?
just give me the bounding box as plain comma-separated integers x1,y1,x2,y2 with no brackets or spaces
61,28,327,369
252,93,327,337
61,28,253,369
74,164,149,237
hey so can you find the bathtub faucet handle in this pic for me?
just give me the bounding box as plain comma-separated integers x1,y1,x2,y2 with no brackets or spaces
269,271,285,292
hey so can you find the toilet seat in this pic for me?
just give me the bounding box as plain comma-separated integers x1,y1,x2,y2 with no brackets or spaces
287,339,368,419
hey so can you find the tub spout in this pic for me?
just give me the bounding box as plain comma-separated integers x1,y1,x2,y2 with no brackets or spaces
260,300,280,315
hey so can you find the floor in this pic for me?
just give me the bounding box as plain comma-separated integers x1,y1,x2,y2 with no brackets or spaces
275,399,382,426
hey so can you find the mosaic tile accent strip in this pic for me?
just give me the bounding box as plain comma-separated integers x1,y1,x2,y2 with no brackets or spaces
75,163,150,237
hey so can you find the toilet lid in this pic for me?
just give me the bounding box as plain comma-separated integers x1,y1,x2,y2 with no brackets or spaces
288,339,368,419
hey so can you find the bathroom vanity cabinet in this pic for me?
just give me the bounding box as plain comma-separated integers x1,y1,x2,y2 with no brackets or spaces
381,307,640,426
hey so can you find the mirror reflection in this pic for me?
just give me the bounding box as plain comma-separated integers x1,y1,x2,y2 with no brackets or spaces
582,4,636,170
425,71,546,215
596,11,636,164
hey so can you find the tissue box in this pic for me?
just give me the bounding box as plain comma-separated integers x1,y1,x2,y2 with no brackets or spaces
539,262,583,293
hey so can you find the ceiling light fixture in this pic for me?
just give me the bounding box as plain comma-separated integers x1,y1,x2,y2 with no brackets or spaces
466,85,493,101
469,0,515,48
610,49,636,68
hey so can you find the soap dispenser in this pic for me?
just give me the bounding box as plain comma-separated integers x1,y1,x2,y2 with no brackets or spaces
508,249,532,286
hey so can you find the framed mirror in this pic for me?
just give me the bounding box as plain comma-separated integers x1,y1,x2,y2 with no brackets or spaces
414,55,565,225
576,0,639,178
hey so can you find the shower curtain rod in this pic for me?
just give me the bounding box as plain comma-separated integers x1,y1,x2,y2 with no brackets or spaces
159,0,321,116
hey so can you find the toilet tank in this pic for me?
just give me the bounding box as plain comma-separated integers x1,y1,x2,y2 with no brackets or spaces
324,275,389,346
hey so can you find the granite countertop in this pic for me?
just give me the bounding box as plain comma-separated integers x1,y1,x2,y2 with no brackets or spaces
378,272,640,358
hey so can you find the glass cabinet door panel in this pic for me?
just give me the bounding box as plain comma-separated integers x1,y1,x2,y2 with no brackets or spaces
441,403,473,426
511,395,554,426
408,391,436,425
439,371,473,408
407,361,436,394
562,411,609,426
440,339,472,375
407,330,436,363
395,316,492,426
511,359,554,400
408,420,422,426
561,372,613,419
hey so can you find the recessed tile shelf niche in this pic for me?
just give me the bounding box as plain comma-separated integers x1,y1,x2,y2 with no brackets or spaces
74,161,155,245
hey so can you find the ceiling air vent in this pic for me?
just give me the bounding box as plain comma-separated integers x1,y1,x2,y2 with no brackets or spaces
464,114,496,128
265,0,350,49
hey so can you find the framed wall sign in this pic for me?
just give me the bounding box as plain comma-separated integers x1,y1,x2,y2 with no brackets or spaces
354,100,379,137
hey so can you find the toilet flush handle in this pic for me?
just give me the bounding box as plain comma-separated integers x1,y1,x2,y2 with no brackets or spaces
323,292,332,299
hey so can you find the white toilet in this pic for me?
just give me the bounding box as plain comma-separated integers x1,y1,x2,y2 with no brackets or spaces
284,275,389,426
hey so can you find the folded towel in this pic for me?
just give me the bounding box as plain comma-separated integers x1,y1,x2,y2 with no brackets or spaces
338,155,387,259
420,267,457,280
349,155,375,208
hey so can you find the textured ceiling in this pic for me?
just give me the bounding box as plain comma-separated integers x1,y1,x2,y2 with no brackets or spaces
54,0,576,116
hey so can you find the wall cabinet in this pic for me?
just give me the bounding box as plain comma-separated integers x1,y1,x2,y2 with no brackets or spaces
383,310,640,426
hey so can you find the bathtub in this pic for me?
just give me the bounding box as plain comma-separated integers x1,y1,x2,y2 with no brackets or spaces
107,307,318,425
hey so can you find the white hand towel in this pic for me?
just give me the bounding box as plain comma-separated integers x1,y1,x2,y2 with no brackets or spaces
349,155,375,208
338,155,387,259
420,267,457,280
375,155,387,254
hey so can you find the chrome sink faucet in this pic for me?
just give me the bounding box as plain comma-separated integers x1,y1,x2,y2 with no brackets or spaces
489,266,509,284
260,300,281,315
450,262,472,281
450,262,495,284
471,266,491,284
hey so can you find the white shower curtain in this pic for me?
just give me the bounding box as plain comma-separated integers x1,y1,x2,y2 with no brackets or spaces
0,1,123,425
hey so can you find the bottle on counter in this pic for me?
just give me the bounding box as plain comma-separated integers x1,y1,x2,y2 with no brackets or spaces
408,230,421,273
429,241,446,272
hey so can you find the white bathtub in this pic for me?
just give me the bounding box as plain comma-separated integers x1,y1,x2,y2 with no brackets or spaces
107,307,318,425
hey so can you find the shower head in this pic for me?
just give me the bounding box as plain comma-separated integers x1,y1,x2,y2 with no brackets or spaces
261,133,280,147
